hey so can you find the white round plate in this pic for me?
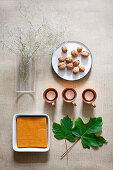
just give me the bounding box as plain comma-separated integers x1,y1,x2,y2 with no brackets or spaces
51,41,92,81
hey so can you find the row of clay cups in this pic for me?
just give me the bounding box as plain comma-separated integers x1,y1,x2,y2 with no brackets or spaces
43,88,97,108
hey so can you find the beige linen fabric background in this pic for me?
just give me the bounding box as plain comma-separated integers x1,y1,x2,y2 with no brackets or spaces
0,0,113,170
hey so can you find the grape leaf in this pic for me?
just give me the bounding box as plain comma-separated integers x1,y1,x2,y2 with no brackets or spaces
72,117,106,149
52,116,75,142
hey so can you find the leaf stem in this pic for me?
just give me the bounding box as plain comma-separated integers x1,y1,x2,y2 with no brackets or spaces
65,139,68,162
61,137,81,159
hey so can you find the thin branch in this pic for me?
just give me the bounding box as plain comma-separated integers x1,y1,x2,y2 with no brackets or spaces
0,41,18,55
65,139,68,162
61,137,81,159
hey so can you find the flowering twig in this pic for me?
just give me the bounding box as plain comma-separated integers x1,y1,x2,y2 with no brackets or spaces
0,3,67,82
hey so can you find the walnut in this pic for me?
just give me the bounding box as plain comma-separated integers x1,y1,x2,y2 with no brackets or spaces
81,51,89,57
79,65,85,72
73,67,79,74
73,59,80,66
65,57,72,63
71,50,78,57
58,56,65,62
62,46,67,53
58,62,66,70
77,46,83,53
67,63,73,70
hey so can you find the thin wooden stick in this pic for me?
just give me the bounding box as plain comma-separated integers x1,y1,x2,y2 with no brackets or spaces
61,137,81,159
65,139,68,162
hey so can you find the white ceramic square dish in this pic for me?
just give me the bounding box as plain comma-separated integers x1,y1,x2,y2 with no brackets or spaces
12,113,50,152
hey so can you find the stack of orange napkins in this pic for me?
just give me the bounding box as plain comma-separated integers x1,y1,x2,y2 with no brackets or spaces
17,117,47,148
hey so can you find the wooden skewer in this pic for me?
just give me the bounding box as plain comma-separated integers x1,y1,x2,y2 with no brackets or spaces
61,137,81,159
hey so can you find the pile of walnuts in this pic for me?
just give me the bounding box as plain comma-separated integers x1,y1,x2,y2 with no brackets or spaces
58,45,89,74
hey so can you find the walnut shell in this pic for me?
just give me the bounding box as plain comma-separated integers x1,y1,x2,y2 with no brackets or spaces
58,62,66,70
73,59,80,66
62,46,67,53
58,56,65,62
71,50,78,57
81,51,89,57
67,63,73,70
77,46,83,53
65,57,72,63
79,65,85,72
73,67,79,74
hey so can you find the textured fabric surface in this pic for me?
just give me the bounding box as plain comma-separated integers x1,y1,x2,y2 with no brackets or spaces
0,0,113,170
17,117,47,148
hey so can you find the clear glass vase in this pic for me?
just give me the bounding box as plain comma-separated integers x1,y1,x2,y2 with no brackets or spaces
16,55,35,93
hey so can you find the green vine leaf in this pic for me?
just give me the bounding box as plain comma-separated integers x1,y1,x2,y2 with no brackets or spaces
52,116,75,142
72,117,106,149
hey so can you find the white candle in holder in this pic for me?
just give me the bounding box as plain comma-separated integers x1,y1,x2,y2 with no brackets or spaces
65,90,75,100
84,91,94,101
46,90,56,100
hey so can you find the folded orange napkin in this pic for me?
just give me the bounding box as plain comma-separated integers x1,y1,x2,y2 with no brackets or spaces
17,116,47,148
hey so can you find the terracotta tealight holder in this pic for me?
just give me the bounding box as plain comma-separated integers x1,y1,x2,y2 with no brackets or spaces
62,88,77,106
43,88,58,107
82,88,97,108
